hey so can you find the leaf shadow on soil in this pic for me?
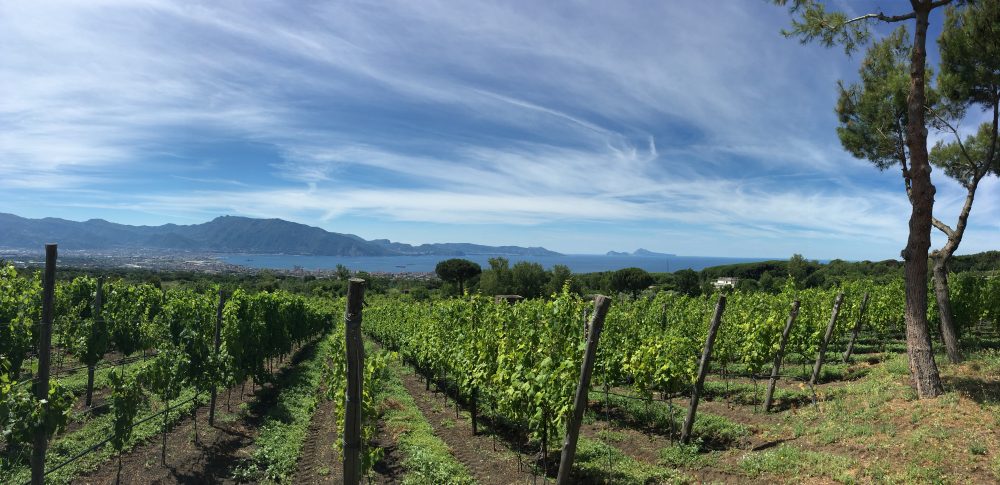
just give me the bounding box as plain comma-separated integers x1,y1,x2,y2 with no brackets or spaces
945,376,1000,405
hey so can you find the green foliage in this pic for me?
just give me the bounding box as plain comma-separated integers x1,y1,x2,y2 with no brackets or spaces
609,267,654,296
103,281,162,357
222,289,331,386
673,268,701,296
937,0,1000,114
478,257,513,295
0,380,74,447
930,122,1000,182
367,288,587,445
775,0,873,54
141,348,186,404
511,261,547,299
0,265,40,376
546,264,579,296
836,26,937,171
108,370,143,452
434,258,481,295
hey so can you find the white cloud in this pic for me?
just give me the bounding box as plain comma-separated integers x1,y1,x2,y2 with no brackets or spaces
1,0,997,258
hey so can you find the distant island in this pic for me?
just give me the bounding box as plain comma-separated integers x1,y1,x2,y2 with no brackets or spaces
606,248,676,257
0,213,563,257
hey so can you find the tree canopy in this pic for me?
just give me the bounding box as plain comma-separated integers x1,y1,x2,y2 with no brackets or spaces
434,258,481,295
609,267,654,297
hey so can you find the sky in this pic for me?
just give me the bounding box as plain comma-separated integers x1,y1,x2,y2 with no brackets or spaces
2,0,997,260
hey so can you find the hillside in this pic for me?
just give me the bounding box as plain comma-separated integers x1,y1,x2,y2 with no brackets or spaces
0,213,562,257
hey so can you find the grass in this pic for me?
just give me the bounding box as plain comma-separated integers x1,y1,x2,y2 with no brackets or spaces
702,379,816,408
233,337,330,483
658,442,717,469
573,436,689,484
739,444,856,483
587,389,750,449
383,359,475,485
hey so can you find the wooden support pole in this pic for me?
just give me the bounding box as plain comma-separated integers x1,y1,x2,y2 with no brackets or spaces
764,300,800,412
681,295,726,445
471,387,478,435
809,293,845,387
209,289,227,426
556,295,611,485
343,278,366,485
31,244,57,485
86,277,103,407
842,292,870,363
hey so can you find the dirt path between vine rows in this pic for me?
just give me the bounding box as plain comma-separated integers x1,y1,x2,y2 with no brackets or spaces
291,385,344,485
396,367,535,485
74,342,315,484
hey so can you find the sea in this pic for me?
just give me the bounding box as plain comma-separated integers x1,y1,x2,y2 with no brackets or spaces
219,254,776,274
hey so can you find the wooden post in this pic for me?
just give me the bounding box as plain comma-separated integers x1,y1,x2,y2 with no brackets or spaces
471,387,478,435
209,290,227,426
343,278,365,485
86,277,103,407
763,300,800,412
842,292,869,363
680,295,726,445
31,244,57,485
809,293,844,387
556,295,611,485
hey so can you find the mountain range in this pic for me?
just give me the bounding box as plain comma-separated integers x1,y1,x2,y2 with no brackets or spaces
606,248,677,257
0,213,562,257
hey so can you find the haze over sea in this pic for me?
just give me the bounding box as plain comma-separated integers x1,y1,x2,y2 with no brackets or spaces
221,254,776,274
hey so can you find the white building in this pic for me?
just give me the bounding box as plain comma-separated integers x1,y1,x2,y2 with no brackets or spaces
712,277,738,289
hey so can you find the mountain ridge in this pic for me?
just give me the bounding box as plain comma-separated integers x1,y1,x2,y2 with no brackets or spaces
606,248,676,257
0,213,563,257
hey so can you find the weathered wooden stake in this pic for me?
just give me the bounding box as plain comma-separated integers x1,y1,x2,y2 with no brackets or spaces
680,295,727,445
809,293,844,387
556,295,611,485
471,387,479,435
763,300,800,412
209,290,227,426
343,278,366,485
86,277,103,407
842,292,870,363
31,244,57,485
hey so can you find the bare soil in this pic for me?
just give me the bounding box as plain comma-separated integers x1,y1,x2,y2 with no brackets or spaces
291,389,343,485
397,368,533,485
73,343,314,484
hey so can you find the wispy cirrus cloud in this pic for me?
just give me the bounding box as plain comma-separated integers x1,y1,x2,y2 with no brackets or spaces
1,0,996,259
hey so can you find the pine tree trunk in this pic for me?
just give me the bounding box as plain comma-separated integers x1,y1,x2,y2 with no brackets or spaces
902,3,944,398
932,257,962,363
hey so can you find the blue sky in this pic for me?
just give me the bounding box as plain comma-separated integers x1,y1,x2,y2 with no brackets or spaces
2,0,997,260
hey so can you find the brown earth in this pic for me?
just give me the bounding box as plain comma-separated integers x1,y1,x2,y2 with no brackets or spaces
73,343,313,484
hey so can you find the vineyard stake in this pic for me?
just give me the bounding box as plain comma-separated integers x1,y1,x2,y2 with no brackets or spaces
556,294,610,485
86,277,104,407
209,290,228,426
343,278,365,485
809,293,845,387
31,243,57,485
681,295,726,445
842,292,870,363
471,387,479,435
764,300,800,412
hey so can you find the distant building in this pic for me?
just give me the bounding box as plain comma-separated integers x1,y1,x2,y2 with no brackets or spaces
712,277,738,289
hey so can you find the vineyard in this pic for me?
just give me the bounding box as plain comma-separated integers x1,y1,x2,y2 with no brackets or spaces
3,247,1000,483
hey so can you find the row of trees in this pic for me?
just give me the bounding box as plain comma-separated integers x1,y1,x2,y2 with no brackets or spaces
436,257,669,298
